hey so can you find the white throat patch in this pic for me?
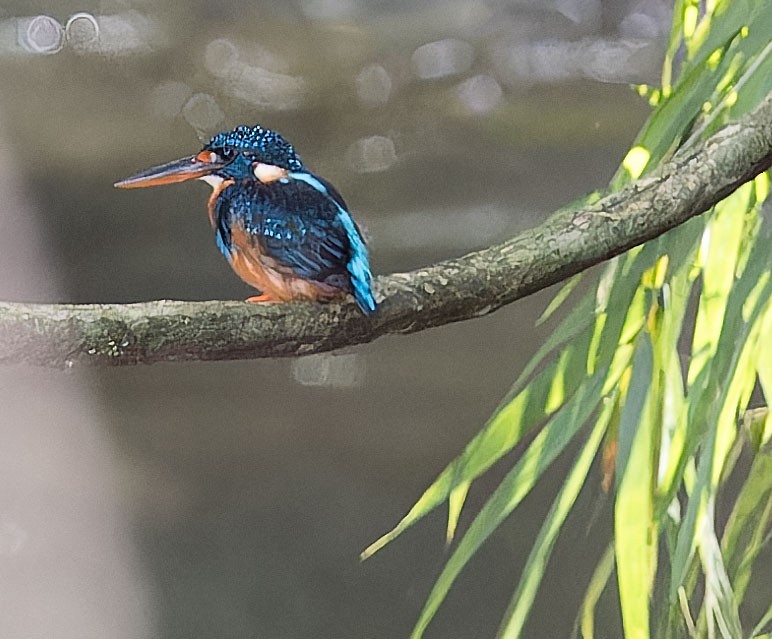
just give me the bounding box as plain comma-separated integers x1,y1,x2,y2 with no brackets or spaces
198,174,224,189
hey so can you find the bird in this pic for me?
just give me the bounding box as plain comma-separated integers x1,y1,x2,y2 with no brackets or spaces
114,124,376,315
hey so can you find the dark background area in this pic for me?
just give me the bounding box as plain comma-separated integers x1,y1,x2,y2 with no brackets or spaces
0,2,667,637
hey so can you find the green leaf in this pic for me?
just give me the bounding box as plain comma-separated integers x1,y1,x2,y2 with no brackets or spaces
615,333,657,639
728,42,772,119
696,506,743,639
536,274,582,325
654,222,702,504
751,598,772,638
721,429,772,603
506,288,595,402
670,218,772,598
691,41,772,140
360,341,587,559
408,370,608,639
363,240,657,559
688,185,751,385
659,193,767,518
613,0,771,189
758,301,772,410
364,6,772,637
445,480,470,545
574,543,615,639
495,400,611,639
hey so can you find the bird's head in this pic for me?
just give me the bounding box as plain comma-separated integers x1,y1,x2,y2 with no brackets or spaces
114,124,304,190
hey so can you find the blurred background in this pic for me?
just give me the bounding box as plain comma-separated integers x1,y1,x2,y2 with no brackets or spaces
0,1,668,637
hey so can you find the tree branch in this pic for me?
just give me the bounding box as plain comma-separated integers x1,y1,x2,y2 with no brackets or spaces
1,92,771,367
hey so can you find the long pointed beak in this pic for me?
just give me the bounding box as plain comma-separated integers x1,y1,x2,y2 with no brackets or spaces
114,155,226,189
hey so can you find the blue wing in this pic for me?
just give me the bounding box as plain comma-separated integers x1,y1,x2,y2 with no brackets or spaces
214,173,376,314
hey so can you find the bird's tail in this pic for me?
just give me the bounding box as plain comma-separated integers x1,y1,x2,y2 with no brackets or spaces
337,212,376,315
351,269,377,315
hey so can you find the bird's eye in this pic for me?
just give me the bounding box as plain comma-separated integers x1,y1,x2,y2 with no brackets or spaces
195,150,221,164
221,148,236,160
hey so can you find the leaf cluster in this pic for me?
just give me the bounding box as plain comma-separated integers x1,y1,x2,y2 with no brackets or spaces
364,2,772,637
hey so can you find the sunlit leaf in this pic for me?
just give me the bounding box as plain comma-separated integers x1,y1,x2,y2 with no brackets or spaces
758,301,772,409
688,185,751,385
536,274,582,326
652,250,693,495
611,0,771,190
495,401,611,639
445,480,470,545
659,198,766,514
575,543,615,639
696,506,743,639
507,287,595,399
367,3,772,636
364,234,663,559
721,429,772,603
408,370,608,639
361,340,588,559
615,334,657,639
670,219,772,597
751,599,772,638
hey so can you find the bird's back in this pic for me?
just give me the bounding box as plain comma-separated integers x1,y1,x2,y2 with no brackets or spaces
214,176,376,313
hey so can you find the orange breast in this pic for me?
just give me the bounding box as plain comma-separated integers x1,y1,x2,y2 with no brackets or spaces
228,225,344,303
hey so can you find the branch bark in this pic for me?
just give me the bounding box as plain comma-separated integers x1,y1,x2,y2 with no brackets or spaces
2,92,771,367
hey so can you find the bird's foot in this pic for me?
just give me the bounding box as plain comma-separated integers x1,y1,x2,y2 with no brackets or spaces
245,294,279,303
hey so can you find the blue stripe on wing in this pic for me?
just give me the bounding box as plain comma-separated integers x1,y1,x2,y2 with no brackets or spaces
213,193,234,260
289,172,377,314
215,226,232,260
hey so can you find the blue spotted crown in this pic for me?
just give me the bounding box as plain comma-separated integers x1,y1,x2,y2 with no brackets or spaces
206,124,304,171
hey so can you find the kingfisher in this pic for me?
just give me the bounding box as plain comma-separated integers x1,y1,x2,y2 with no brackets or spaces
114,125,376,315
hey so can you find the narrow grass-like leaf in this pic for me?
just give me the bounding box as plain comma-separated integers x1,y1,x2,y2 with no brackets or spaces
654,236,701,503
660,0,687,94
690,41,772,141
688,186,750,384
614,341,652,491
730,41,772,118
659,191,762,514
495,402,611,639
696,504,743,639
446,480,470,545
710,299,767,485
574,543,615,639
613,0,770,190
721,433,772,603
537,275,582,325
615,334,657,639
364,238,660,559
408,370,608,639
365,252,652,557
361,345,584,559
751,600,772,638
670,312,769,602
366,6,772,637
670,219,772,597
507,293,595,404
758,302,772,404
